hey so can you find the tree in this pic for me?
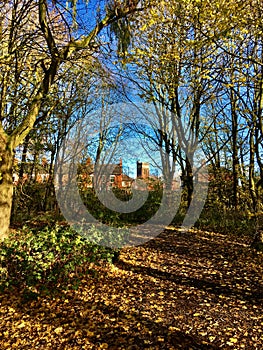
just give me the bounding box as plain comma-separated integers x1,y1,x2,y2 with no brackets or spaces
0,0,142,239
120,0,220,206
114,0,262,236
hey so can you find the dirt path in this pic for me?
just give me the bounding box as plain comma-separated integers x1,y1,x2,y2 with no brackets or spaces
0,228,262,349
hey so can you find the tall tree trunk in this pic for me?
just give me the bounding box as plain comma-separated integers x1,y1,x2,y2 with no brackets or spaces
185,156,194,209
230,89,239,209
43,149,55,211
0,139,14,239
249,125,257,211
19,134,30,178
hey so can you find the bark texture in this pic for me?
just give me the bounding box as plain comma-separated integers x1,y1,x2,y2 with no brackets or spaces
0,140,14,239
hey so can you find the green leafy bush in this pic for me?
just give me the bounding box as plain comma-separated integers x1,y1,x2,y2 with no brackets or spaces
12,182,58,224
80,188,163,226
0,225,117,297
76,223,130,248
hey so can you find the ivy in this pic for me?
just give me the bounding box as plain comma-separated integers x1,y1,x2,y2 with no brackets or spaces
0,225,118,298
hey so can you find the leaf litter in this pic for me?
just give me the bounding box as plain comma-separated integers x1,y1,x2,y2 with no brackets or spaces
0,228,262,349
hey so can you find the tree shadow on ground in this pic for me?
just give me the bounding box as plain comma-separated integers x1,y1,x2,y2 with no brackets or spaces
144,230,249,262
115,259,262,305
1,228,262,349
12,294,219,350
117,229,263,305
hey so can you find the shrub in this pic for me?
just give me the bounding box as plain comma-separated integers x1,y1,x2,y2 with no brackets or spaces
0,225,117,298
76,223,130,248
12,182,58,224
80,187,163,226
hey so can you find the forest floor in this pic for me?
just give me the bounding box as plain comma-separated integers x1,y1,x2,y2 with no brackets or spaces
0,228,263,349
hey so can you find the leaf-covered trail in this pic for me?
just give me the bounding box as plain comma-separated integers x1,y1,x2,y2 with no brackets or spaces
0,228,263,349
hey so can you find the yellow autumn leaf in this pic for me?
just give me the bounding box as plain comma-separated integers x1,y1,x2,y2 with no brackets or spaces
17,321,26,329
54,326,63,334
87,331,95,337
229,337,238,343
